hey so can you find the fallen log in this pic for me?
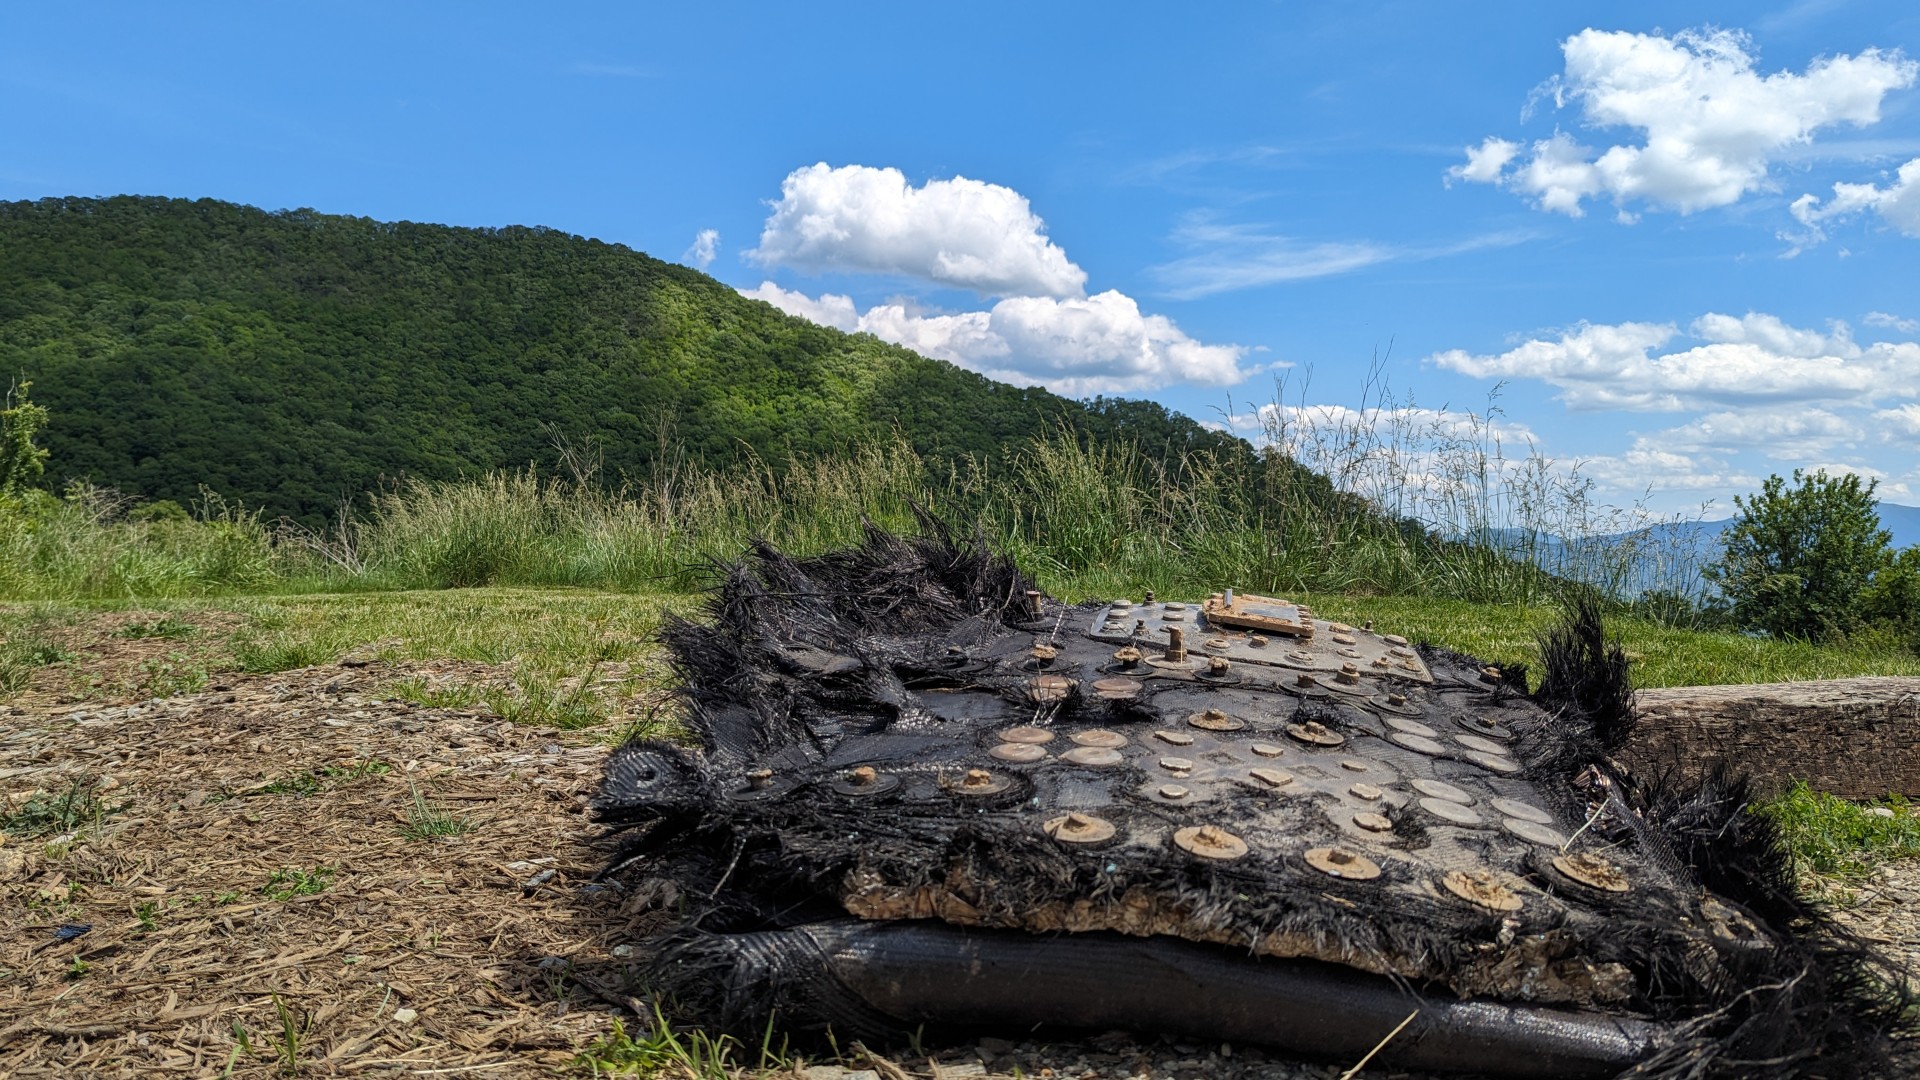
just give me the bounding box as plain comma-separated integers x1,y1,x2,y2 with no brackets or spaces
1629,677,1920,799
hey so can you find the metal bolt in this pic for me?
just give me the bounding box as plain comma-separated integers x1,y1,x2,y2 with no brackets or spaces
1165,627,1188,661
1046,812,1117,844
1174,824,1249,860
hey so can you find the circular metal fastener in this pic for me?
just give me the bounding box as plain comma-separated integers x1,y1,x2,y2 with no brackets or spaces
1158,784,1192,800
1340,759,1371,772
989,742,1048,764
1384,715,1439,737
1071,729,1128,748
1412,778,1474,804
1030,674,1075,702
1000,726,1056,745
1456,715,1514,741
1061,746,1125,767
1467,751,1522,775
1420,798,1484,826
1159,756,1195,773
1490,798,1553,823
1455,733,1512,757
832,766,901,797
1189,708,1247,732
1442,869,1523,912
1153,729,1195,747
1552,852,1630,893
1286,720,1346,747
1045,812,1117,844
1250,767,1295,788
1354,811,1394,832
950,769,1014,796
1174,824,1249,860
1305,846,1381,880
1383,634,1410,646
1250,742,1286,758
1388,732,1448,756
1331,633,1358,646
1349,782,1384,802
1503,818,1569,847
1091,677,1143,701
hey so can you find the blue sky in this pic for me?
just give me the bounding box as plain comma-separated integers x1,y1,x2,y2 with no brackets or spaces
4,2,1919,517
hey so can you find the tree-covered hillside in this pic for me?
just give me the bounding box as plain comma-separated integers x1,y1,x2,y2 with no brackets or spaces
0,196,1239,521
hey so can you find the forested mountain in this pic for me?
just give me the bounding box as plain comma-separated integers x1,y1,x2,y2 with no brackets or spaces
0,196,1241,521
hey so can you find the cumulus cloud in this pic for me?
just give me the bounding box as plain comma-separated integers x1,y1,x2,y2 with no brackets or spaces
1431,311,1920,411
740,282,1246,395
1791,156,1920,242
747,163,1088,298
1452,28,1917,217
682,228,720,268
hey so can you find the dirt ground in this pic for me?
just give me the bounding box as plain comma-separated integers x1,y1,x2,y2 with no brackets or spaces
3,615,1917,1079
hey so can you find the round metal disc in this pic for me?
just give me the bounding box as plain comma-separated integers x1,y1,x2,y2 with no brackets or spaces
1153,729,1196,746
948,769,1014,796
1490,798,1553,823
1188,709,1246,732
989,742,1048,764
1304,846,1381,880
1286,721,1346,747
1353,811,1394,832
1420,798,1484,826
1250,741,1286,758
999,726,1055,745
1061,746,1124,767
1389,732,1448,756
1455,733,1511,756
1456,715,1514,741
1503,817,1569,847
1466,751,1521,775
1158,756,1195,773
1249,767,1295,788
1173,825,1249,860
1384,715,1439,737
1412,778,1473,804
1091,677,1144,701
1551,852,1630,893
1071,729,1129,748
831,772,901,797
1045,813,1117,844
1442,869,1523,912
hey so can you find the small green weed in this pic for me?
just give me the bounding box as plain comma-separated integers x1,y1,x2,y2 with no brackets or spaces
400,784,471,840
1,779,123,839
260,867,334,901
1759,781,1920,881
119,615,199,640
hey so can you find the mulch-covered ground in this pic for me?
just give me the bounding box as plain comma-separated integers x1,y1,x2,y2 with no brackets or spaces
4,617,1918,1079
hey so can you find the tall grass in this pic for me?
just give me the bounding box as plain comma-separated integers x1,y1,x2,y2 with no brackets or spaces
0,417,1715,609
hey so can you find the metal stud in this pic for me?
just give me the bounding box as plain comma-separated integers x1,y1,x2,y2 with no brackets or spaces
951,769,1013,796
1189,708,1247,732
1061,746,1124,767
1412,778,1473,804
990,742,1048,764
1158,783,1192,800
1304,846,1381,880
1092,676,1143,701
1349,782,1384,802
1490,798,1553,823
1153,729,1196,747
1353,811,1394,832
1173,824,1249,860
1455,733,1511,757
1442,869,1523,912
1000,726,1056,744
1029,674,1074,702
1551,852,1630,893
1420,798,1483,826
1045,812,1117,844
1503,818,1569,847
1286,720,1346,747
1250,767,1295,788
1388,732,1448,756
1071,729,1128,748
1250,742,1286,757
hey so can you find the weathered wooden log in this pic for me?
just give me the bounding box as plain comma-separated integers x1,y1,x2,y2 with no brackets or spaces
1629,677,1920,798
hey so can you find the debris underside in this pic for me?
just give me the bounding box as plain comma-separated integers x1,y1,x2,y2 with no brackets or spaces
594,522,1914,1079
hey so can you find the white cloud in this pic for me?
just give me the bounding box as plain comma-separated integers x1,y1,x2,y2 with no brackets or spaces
1431,312,1920,411
1866,311,1920,333
682,228,720,269
1792,156,1920,241
747,163,1088,298
740,282,1247,395
1453,28,1917,217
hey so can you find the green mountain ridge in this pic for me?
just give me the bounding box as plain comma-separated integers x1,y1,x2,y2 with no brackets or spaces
0,195,1240,522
